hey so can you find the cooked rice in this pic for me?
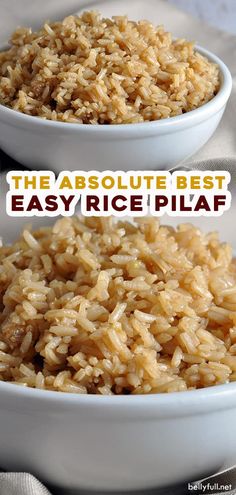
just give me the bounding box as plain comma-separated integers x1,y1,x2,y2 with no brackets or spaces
0,11,219,124
1,216,236,395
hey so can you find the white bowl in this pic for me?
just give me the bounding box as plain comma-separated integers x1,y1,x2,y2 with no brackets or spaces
0,46,232,172
0,381,236,492
0,190,236,492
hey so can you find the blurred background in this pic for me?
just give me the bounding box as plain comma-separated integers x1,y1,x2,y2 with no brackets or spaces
168,0,236,34
0,0,236,46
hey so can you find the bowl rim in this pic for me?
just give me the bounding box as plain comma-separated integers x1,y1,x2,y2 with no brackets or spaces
0,45,232,134
1,380,236,417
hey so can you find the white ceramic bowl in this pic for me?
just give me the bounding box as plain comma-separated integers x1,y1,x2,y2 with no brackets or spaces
0,184,236,492
0,46,232,172
0,381,236,492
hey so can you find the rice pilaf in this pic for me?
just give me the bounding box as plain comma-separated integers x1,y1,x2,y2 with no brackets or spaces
0,217,236,394
0,11,219,124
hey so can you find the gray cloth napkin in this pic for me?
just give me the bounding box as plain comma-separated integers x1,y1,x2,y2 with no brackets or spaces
0,473,51,495
0,0,236,494
1,468,236,495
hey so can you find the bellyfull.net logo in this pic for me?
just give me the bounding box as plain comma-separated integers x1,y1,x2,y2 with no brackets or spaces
188,481,232,493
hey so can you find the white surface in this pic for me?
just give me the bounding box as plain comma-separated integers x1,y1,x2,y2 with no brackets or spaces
0,47,232,172
168,0,236,35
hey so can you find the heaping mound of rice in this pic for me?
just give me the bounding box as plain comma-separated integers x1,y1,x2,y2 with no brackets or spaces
0,216,236,395
0,11,219,124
